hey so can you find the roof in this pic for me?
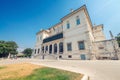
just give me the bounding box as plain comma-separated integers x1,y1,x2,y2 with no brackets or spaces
36,30,49,35
61,5,93,28
61,5,86,21
93,24,104,29
36,5,93,35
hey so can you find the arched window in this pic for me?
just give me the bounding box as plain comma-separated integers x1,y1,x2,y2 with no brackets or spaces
34,49,36,54
49,45,52,54
59,42,63,54
46,46,48,51
54,43,57,54
42,46,44,53
38,48,40,54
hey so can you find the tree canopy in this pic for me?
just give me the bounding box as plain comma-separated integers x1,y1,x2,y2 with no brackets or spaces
116,33,120,47
23,48,33,57
0,40,18,58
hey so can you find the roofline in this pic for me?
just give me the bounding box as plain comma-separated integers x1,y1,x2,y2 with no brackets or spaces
60,5,86,21
36,5,94,35
93,24,104,30
94,39,115,43
36,30,47,35
49,22,62,30
60,5,93,28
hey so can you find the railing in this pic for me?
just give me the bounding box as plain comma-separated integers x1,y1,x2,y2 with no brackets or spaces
43,32,63,43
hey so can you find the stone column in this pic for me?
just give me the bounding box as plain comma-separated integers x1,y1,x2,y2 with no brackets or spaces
52,44,54,54
57,43,59,54
48,45,49,54
43,46,45,54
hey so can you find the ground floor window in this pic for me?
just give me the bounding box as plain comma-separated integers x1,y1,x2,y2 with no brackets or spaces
68,55,72,58
54,43,57,54
35,49,36,54
42,46,44,53
38,49,40,54
78,41,85,50
67,43,72,51
59,42,63,54
46,46,48,51
49,45,52,54
59,55,62,58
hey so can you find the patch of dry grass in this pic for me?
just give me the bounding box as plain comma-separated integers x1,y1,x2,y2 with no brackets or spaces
0,63,42,80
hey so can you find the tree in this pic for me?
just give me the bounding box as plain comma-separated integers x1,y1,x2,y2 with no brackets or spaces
23,48,33,57
116,33,120,47
6,41,18,55
0,40,18,58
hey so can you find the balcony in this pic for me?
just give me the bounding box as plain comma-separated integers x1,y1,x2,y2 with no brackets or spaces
43,32,63,43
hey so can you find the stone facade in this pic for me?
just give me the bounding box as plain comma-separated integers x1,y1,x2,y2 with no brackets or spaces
32,5,119,60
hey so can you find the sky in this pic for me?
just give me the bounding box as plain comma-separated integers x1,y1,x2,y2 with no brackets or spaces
0,0,120,51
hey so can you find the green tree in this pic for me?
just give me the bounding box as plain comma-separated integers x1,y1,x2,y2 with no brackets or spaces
0,40,18,58
23,48,33,57
116,33,120,47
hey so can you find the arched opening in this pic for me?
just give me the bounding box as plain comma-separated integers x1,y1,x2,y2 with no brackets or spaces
54,43,57,54
59,42,63,54
49,45,52,54
42,46,44,53
38,48,40,54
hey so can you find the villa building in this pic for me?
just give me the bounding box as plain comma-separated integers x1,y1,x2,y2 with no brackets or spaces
32,5,119,60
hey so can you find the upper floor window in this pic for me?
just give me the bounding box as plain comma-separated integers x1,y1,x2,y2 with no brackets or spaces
78,41,85,50
66,21,70,29
67,43,72,51
76,16,80,25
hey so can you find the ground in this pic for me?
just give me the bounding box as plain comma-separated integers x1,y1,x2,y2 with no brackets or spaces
0,58,120,80
0,61,83,80
0,63,41,80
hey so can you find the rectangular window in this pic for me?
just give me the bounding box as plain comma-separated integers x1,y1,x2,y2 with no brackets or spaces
35,49,36,54
67,22,70,29
76,18,80,25
99,47,104,49
38,49,40,54
67,43,72,51
78,41,85,50
68,55,72,58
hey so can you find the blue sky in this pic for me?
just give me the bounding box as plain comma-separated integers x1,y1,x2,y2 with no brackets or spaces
0,0,120,51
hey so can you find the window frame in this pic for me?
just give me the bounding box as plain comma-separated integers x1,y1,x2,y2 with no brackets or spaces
78,41,85,50
76,16,80,25
67,43,72,51
66,21,70,29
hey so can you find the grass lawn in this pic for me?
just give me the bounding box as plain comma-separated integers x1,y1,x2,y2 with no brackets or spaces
0,63,83,80
0,66,5,69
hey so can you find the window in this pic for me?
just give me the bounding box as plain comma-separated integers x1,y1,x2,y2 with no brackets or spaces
35,49,36,54
42,46,44,53
78,41,85,50
46,46,48,51
38,49,40,54
59,55,62,58
59,42,63,53
99,47,104,49
76,16,80,25
66,21,70,29
68,55,72,58
67,43,72,51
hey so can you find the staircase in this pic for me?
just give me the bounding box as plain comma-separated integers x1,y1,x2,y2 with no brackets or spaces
33,53,57,60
